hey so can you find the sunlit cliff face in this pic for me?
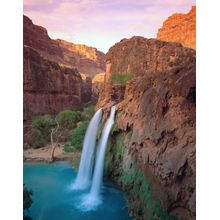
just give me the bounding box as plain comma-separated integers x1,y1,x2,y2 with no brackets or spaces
157,6,196,49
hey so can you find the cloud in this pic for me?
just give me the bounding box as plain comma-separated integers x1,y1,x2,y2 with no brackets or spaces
23,0,195,52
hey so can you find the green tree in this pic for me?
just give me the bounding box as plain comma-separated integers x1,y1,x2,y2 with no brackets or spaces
30,115,54,148
56,110,83,129
23,185,33,211
64,121,89,152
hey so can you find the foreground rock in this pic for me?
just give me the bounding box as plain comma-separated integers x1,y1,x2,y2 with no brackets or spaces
157,6,196,49
97,37,196,219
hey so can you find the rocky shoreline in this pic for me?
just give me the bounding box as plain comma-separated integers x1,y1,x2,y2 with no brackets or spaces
23,145,81,163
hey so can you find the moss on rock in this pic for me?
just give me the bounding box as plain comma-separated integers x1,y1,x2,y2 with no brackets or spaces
105,132,178,220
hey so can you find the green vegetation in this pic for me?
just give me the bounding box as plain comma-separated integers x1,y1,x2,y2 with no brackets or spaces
106,132,177,220
30,115,54,148
23,184,33,211
28,104,95,149
110,73,133,85
82,104,95,120
112,134,124,159
63,103,96,153
64,121,89,152
26,103,97,149
31,115,53,136
56,110,83,129
121,167,177,220
30,129,47,148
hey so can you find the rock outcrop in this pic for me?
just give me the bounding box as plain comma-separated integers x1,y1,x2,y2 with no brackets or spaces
104,36,195,80
98,36,196,219
92,72,105,97
157,6,196,49
23,15,63,57
24,46,86,120
57,39,105,78
23,15,103,120
24,15,105,77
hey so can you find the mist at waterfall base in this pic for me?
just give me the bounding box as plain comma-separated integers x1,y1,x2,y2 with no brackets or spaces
24,162,131,220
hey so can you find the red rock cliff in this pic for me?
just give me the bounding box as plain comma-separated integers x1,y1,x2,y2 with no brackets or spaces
157,6,196,49
97,36,195,219
57,39,105,78
104,36,195,81
23,15,105,77
23,46,87,120
23,15,96,120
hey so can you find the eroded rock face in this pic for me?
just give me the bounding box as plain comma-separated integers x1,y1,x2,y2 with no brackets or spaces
24,46,84,120
57,39,105,78
23,15,63,57
157,6,196,49
104,36,195,79
23,15,98,120
92,72,105,97
97,37,196,219
23,15,105,78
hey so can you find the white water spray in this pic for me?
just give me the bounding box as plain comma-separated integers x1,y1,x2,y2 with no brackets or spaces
80,106,116,210
72,108,103,190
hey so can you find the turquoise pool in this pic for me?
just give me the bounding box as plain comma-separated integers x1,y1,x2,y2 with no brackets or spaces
23,162,132,220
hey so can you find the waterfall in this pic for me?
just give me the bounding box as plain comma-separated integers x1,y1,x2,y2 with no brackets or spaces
80,106,116,210
72,108,103,190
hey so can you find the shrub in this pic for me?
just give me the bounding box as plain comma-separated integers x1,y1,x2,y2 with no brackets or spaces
30,115,54,148
64,121,89,152
82,104,95,120
23,185,33,211
31,115,53,138
110,73,133,85
30,129,46,148
56,110,83,129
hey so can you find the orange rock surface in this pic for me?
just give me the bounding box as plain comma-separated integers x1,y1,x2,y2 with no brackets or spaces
157,6,196,49
92,72,106,97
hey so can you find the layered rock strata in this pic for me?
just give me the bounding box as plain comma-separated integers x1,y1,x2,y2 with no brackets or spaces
24,46,87,120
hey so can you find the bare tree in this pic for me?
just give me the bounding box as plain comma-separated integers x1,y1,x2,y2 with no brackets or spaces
49,118,60,162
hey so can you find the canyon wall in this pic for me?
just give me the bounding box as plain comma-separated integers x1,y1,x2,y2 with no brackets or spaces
157,6,196,49
57,39,105,78
92,72,105,97
24,46,87,120
24,15,105,78
97,36,196,219
23,15,103,120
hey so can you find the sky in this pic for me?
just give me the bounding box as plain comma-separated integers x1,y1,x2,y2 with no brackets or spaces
24,0,195,53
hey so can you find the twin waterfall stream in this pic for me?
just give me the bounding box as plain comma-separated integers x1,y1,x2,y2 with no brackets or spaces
72,106,116,211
